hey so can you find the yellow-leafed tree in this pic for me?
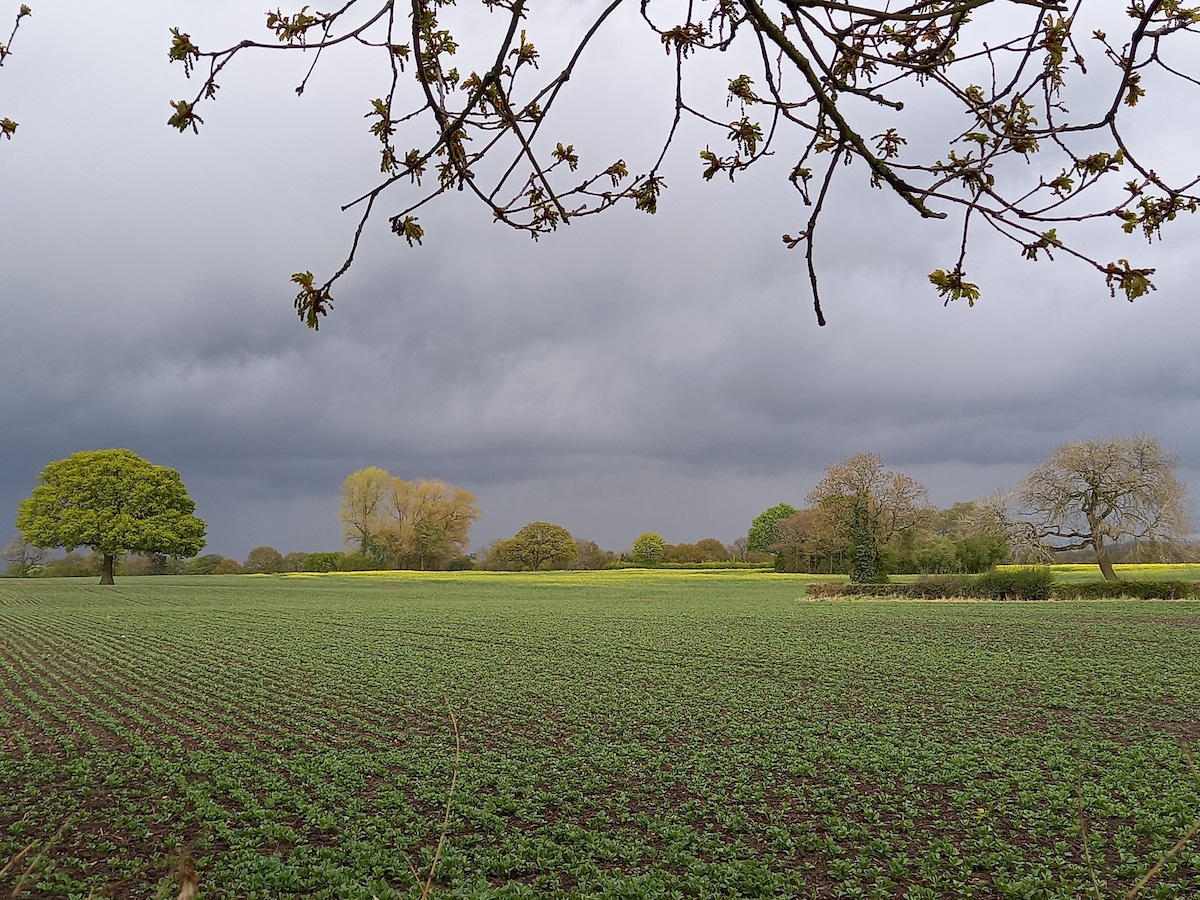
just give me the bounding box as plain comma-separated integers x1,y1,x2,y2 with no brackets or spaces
339,468,479,570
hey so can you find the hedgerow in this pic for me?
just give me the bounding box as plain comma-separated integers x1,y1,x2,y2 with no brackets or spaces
1052,580,1199,600
805,572,1200,601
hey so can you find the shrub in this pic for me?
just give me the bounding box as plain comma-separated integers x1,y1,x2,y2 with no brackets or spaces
302,552,343,573
337,552,380,571
212,558,245,575
974,566,1054,601
445,556,476,571
186,553,226,575
911,575,977,598
806,583,915,599
807,572,1048,600
806,571,1196,601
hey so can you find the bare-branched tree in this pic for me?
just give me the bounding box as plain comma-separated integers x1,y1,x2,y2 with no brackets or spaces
1,529,46,576
807,452,931,581
166,1,1200,326
1015,434,1192,580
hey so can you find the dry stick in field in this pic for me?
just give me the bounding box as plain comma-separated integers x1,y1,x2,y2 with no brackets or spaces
92,842,199,900
173,847,198,900
1076,772,1105,900
1124,817,1200,900
7,817,72,898
0,838,37,881
1124,744,1200,900
418,697,462,900
1079,742,1200,900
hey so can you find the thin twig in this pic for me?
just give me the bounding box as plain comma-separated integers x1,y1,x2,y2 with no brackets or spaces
1124,815,1200,899
419,696,461,900
8,818,72,898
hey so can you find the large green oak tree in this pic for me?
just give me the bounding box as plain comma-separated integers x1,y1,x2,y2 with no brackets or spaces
16,449,207,585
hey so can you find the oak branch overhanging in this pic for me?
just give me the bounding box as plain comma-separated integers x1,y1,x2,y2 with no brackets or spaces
166,0,1200,326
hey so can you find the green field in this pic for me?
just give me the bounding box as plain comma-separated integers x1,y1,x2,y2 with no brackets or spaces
1,572,1198,898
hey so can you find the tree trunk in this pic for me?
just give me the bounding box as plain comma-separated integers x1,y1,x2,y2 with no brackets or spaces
99,554,115,585
1093,539,1118,582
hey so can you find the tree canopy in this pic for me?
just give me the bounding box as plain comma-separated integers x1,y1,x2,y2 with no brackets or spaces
631,532,667,566
497,521,576,570
154,1,1200,326
244,545,286,574
807,453,930,582
1013,434,1192,580
15,449,207,584
338,467,479,569
747,503,798,555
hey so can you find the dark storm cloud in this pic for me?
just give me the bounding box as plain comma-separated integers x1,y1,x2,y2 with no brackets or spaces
3,2,1199,556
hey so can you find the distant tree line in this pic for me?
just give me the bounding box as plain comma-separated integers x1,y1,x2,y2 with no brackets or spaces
0,543,398,578
8,437,1192,582
747,436,1195,582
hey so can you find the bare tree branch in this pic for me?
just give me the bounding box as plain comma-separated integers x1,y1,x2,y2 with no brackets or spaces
165,1,1200,326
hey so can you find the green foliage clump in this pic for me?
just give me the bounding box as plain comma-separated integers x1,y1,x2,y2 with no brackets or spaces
974,566,1054,601
336,552,381,571
747,504,796,554
40,551,104,578
631,532,667,566
911,575,977,598
501,522,576,571
186,553,226,575
244,546,285,574
806,582,904,598
211,557,245,575
16,449,207,584
809,571,1199,602
848,503,886,583
302,552,343,572
808,568,1053,600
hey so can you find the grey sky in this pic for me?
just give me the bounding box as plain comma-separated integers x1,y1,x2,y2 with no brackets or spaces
3,2,1199,559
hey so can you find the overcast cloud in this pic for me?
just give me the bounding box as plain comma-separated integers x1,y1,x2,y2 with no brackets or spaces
2,2,1199,558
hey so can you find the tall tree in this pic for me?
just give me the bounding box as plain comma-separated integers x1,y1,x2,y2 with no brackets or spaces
631,532,667,566
16,449,206,584
380,477,480,569
1016,435,1192,581
747,503,797,556
338,466,392,562
165,3,1199,326
807,453,930,582
932,501,1011,573
573,539,617,570
1,530,45,576
244,546,285,574
501,522,576,571
769,509,821,573
340,467,480,569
